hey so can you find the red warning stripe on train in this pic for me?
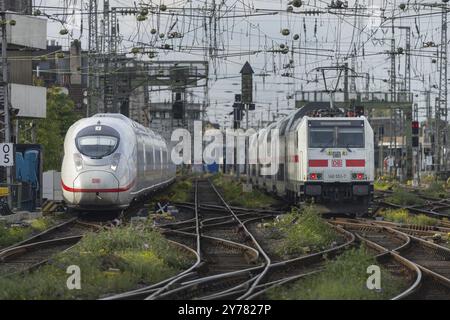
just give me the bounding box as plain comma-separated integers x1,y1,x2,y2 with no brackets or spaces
61,180,135,193
346,159,366,167
308,160,328,167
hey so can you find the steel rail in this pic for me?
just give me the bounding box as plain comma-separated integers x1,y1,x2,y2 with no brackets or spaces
142,180,203,300
337,220,450,299
200,221,356,300
0,217,81,253
0,235,83,277
207,180,272,300
100,239,200,300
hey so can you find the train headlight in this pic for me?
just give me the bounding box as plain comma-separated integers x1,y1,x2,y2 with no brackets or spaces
352,173,366,180
309,173,323,180
74,153,83,171
110,153,121,171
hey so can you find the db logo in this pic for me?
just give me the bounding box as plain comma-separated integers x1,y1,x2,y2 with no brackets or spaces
332,160,343,167
92,178,101,184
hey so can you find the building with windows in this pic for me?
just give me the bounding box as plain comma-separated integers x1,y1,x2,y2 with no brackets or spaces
33,40,88,115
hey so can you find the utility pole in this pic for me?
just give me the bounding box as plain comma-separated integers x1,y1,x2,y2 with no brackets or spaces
350,45,357,93
1,0,11,206
241,62,254,190
404,27,411,93
438,2,448,172
103,0,112,114
434,2,448,175
88,0,99,116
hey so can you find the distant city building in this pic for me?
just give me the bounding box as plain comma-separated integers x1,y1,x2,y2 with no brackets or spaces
5,0,32,14
147,100,203,143
33,40,88,115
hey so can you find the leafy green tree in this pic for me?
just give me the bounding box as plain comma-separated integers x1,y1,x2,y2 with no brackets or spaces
35,88,81,171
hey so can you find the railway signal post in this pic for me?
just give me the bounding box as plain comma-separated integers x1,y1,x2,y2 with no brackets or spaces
241,61,254,192
1,1,11,207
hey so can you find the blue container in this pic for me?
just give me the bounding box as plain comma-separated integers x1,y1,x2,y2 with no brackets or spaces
206,162,219,173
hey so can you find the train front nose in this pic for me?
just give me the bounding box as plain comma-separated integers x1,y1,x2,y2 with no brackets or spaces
72,171,120,207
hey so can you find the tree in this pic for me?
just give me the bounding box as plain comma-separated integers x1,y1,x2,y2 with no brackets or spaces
35,88,81,171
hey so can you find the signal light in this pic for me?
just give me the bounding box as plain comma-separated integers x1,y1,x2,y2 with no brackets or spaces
412,121,419,135
412,136,419,148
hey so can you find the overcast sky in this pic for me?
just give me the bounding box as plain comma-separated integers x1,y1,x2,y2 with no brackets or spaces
36,0,444,127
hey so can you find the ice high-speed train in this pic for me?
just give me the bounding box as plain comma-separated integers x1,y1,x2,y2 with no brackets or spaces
61,114,176,211
249,108,374,214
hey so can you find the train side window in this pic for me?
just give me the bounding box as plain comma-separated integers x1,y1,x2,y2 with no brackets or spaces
155,148,160,166
146,143,152,172
162,150,166,168
152,146,156,169
143,143,147,170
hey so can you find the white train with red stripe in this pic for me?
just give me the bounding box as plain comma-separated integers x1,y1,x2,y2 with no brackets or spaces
61,114,176,211
249,110,374,214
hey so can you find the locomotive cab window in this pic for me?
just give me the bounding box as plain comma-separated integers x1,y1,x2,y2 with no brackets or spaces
337,127,364,148
75,125,120,159
309,128,335,148
77,136,118,158
308,120,365,149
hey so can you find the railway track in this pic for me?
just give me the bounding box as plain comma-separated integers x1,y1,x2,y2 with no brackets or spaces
108,179,362,300
0,218,102,277
148,179,271,300
333,219,450,300
375,189,450,222
105,181,450,300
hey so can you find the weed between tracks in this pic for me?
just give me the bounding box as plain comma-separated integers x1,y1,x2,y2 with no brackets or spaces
421,181,449,199
160,176,193,203
0,226,193,300
266,206,339,257
374,176,398,191
385,188,425,206
267,247,405,300
211,174,278,208
0,217,56,248
379,208,438,226
150,176,193,207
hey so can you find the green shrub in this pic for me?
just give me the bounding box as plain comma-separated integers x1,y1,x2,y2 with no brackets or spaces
422,181,448,199
374,176,398,191
0,226,193,300
0,217,54,248
386,188,425,206
269,206,338,256
211,174,277,208
379,209,438,226
267,246,405,300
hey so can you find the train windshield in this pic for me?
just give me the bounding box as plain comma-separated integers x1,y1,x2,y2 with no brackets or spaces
309,121,365,149
77,136,118,158
337,127,364,148
309,128,335,148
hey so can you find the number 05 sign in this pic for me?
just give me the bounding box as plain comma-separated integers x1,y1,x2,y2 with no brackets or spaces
0,143,14,166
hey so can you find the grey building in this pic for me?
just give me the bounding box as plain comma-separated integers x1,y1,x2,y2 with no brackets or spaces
33,40,88,115
5,0,32,14
147,100,203,143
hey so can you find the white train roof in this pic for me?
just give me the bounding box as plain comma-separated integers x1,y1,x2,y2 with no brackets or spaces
93,113,166,145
